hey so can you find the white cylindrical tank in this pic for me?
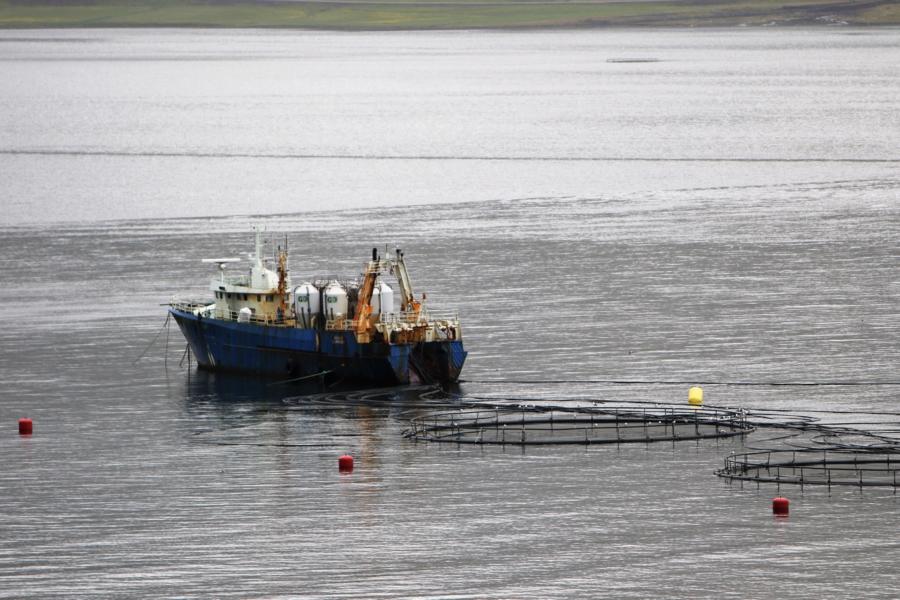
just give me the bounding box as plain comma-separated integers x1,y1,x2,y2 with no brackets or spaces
379,281,395,315
238,306,252,323
293,283,320,328
371,281,394,316
371,285,380,316
323,281,348,320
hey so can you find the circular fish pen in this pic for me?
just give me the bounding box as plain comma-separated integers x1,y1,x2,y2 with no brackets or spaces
405,405,754,445
717,448,900,490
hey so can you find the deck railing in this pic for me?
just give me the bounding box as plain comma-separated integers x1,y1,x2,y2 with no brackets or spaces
171,301,459,330
169,302,291,326
324,309,460,331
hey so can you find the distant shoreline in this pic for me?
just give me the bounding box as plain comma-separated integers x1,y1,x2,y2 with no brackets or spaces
1,0,898,30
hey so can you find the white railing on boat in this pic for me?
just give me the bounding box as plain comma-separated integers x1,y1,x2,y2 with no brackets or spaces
169,301,210,314
169,302,291,326
214,309,291,326
377,310,460,325
171,302,459,330
325,310,460,330
219,274,251,287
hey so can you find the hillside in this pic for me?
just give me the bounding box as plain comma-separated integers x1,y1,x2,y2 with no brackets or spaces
0,0,898,29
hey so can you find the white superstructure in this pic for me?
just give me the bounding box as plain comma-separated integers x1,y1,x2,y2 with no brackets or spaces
175,231,462,345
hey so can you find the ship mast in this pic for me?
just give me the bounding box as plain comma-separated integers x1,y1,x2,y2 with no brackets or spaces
253,226,264,270
393,249,421,318
276,237,288,315
354,247,385,343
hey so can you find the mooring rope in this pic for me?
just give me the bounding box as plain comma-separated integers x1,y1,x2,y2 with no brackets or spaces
268,370,334,386
132,313,170,365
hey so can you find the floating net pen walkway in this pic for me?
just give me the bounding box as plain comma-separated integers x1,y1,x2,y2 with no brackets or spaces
717,448,900,489
405,406,754,445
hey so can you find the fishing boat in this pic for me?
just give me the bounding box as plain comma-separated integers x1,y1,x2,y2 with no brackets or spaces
168,229,466,385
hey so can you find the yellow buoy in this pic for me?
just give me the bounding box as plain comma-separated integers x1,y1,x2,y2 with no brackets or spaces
688,386,703,406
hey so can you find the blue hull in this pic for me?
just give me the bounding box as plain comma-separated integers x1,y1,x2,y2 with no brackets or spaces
170,309,466,384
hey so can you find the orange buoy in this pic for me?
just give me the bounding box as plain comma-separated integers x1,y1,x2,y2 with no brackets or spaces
338,454,354,473
772,497,789,516
18,418,33,436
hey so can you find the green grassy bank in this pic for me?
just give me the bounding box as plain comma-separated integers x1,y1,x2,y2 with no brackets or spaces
1,0,898,29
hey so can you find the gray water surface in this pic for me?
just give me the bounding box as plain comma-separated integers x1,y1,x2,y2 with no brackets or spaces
1,28,899,599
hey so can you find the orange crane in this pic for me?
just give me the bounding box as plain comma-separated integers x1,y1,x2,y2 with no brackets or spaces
353,247,424,343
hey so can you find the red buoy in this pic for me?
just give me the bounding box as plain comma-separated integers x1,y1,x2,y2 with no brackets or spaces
18,418,33,436
338,454,354,473
772,497,789,516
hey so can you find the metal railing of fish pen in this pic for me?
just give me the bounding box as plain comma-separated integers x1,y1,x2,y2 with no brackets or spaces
405,405,754,445
716,448,900,490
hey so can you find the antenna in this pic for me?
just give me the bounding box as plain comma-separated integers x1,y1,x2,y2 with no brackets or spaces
201,257,241,283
